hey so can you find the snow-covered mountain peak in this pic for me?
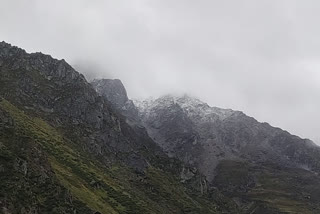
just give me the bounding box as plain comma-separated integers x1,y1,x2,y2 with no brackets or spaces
134,94,236,122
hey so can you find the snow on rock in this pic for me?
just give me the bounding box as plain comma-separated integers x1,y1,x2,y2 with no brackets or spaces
134,94,236,123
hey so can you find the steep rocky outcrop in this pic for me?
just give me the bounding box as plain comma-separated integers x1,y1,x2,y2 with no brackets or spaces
91,79,139,122
0,41,162,171
90,79,215,196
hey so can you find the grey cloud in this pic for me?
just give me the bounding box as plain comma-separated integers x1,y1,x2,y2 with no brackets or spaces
0,0,319,143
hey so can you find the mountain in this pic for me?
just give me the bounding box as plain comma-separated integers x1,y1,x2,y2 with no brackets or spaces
134,95,320,180
0,42,238,214
94,81,320,213
2,40,320,214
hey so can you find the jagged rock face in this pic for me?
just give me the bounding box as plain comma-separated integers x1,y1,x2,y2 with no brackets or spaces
91,79,139,121
92,79,129,109
91,80,208,180
135,95,320,181
135,96,201,165
0,41,163,171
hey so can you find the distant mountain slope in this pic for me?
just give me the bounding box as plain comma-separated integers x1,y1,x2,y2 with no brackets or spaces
0,42,238,214
135,95,320,181
93,79,320,213
135,95,320,213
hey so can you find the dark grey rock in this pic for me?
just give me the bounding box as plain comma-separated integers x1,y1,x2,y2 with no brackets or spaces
91,79,139,121
135,95,320,181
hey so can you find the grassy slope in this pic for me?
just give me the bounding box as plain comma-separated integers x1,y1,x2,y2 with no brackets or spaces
214,160,320,214
0,99,223,214
0,102,93,213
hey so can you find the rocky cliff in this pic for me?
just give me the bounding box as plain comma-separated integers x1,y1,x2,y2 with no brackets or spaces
91,79,139,122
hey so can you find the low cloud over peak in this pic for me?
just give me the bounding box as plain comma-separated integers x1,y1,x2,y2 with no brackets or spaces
0,0,319,143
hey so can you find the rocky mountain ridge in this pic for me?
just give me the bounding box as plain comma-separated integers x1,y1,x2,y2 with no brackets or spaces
134,95,236,122
93,78,320,213
1,41,320,213
132,94,320,180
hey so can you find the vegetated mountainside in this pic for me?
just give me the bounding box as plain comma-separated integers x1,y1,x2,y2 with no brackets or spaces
93,81,320,213
0,41,239,214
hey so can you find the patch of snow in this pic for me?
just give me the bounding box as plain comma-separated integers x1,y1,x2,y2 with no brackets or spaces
134,94,235,122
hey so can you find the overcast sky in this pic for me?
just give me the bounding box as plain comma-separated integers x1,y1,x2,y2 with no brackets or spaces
0,0,319,143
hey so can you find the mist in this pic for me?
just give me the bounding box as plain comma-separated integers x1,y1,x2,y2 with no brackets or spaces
0,0,319,143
